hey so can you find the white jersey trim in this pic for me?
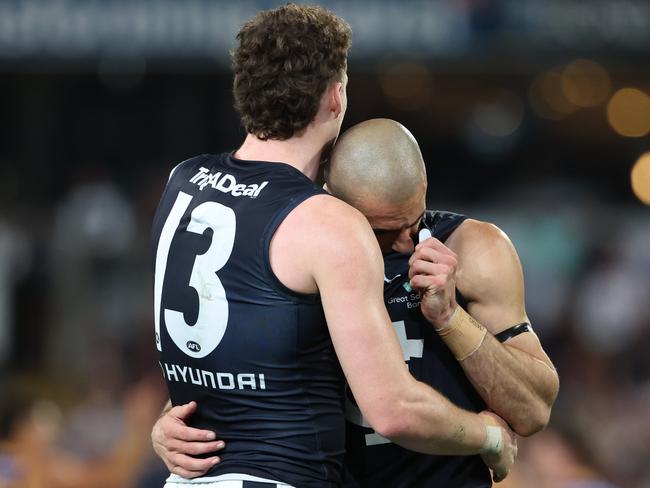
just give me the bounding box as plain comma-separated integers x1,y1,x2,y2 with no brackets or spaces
166,472,294,487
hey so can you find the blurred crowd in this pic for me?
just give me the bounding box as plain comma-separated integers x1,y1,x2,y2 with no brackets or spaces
470,194,650,488
0,171,171,487
0,0,649,483
0,166,648,487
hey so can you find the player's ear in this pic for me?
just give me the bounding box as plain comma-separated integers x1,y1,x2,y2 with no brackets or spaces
328,81,344,119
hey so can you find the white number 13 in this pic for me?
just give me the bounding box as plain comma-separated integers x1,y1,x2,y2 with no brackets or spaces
154,191,236,358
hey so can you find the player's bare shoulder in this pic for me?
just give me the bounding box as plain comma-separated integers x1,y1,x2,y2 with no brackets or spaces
279,193,373,247
447,219,513,256
271,193,382,294
446,219,524,299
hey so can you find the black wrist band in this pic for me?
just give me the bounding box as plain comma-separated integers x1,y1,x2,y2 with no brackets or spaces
495,322,533,343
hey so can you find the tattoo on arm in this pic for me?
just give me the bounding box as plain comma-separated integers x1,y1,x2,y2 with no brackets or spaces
452,424,466,444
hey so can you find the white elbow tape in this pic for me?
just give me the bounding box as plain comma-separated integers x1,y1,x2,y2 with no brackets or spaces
480,425,504,456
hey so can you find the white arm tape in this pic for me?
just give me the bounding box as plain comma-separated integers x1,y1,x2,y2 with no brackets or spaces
481,425,504,455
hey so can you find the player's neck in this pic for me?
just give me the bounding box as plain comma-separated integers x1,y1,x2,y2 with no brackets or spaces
235,133,332,181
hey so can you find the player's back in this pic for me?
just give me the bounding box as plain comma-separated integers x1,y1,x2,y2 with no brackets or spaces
152,153,345,487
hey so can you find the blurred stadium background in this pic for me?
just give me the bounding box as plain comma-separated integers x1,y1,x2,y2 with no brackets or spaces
0,0,649,487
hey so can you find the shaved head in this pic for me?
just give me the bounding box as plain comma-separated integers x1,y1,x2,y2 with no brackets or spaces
327,118,427,211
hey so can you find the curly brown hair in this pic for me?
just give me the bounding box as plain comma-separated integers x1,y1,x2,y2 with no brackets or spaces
232,4,352,140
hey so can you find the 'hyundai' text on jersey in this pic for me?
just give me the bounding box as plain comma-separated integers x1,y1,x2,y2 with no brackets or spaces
152,153,345,487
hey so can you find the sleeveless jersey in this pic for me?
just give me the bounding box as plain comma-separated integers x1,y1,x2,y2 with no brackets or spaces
152,153,345,487
343,211,492,488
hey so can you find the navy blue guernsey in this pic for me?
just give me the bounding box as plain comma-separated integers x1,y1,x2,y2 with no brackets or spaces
343,211,492,488
152,153,345,487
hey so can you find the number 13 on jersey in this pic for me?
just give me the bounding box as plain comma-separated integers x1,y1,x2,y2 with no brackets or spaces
154,191,236,358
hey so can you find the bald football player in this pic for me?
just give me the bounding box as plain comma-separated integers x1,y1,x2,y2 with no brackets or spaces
328,119,558,487
152,119,557,487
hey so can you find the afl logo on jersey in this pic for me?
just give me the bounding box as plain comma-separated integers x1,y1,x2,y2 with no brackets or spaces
186,341,201,353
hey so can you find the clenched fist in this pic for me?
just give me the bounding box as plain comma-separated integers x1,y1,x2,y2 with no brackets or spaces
479,411,518,483
408,235,458,329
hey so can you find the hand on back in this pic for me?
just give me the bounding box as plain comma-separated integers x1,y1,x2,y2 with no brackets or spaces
151,402,225,479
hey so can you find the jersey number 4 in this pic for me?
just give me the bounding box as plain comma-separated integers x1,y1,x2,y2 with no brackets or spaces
346,320,423,446
154,191,235,358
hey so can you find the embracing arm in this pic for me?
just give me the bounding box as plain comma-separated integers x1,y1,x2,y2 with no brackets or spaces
151,400,224,478
149,201,518,481
308,198,513,464
416,219,559,436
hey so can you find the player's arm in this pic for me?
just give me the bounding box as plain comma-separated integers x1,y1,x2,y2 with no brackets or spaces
151,400,225,478
305,197,514,465
411,219,559,436
149,201,516,481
